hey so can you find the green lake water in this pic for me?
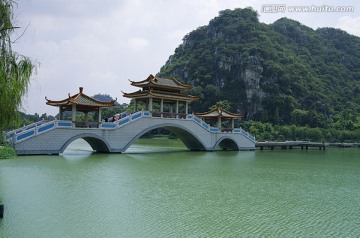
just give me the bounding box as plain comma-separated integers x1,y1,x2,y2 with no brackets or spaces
0,139,359,237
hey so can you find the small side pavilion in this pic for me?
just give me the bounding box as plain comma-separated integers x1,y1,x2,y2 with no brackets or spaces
123,74,198,118
195,105,244,129
45,87,116,127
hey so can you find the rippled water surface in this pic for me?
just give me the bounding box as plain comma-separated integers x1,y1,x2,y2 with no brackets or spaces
1,139,359,237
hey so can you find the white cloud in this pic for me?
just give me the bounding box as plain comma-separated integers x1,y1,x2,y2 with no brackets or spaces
36,40,60,54
12,0,360,115
127,38,150,49
336,16,360,36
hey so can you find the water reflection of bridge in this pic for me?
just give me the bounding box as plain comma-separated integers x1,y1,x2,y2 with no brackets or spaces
6,111,256,155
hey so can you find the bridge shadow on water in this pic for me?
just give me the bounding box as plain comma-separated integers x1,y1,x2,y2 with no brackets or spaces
61,134,233,156
62,137,190,155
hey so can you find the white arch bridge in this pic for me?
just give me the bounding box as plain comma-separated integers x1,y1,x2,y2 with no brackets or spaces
5,111,256,155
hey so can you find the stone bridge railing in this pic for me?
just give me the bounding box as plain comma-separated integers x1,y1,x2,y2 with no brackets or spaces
185,114,256,142
4,111,150,145
5,120,73,145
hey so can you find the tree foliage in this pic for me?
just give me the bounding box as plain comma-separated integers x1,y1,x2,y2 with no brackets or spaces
239,120,360,143
0,0,35,137
158,8,360,133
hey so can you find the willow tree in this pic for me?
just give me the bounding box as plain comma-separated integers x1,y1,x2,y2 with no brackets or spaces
0,0,35,138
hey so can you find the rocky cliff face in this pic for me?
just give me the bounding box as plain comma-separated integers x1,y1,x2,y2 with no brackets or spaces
243,56,264,117
159,8,264,115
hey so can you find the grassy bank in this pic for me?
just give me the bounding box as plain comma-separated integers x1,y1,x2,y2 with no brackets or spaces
0,146,16,159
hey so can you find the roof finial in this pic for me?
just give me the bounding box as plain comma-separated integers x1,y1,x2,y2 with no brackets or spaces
79,87,83,93
217,103,222,113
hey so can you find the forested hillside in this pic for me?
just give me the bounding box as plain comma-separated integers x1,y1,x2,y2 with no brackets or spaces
158,8,360,131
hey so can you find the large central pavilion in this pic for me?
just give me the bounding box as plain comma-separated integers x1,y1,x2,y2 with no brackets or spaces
123,74,198,118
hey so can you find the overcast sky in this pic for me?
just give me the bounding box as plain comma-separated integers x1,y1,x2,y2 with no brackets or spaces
11,0,360,115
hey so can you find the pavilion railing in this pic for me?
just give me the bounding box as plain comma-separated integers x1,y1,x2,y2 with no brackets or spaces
151,112,187,119
73,121,99,128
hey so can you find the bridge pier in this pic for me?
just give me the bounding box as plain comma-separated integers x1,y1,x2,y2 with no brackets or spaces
0,204,3,218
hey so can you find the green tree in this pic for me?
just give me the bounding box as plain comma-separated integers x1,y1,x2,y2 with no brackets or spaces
0,0,35,138
274,106,280,125
209,100,231,111
158,8,360,131
291,109,308,126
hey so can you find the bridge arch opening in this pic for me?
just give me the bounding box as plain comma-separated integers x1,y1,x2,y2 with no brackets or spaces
60,133,111,154
216,137,239,151
124,124,207,152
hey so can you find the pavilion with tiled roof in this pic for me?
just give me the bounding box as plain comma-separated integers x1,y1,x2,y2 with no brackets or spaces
195,104,244,129
46,87,116,126
123,74,198,118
